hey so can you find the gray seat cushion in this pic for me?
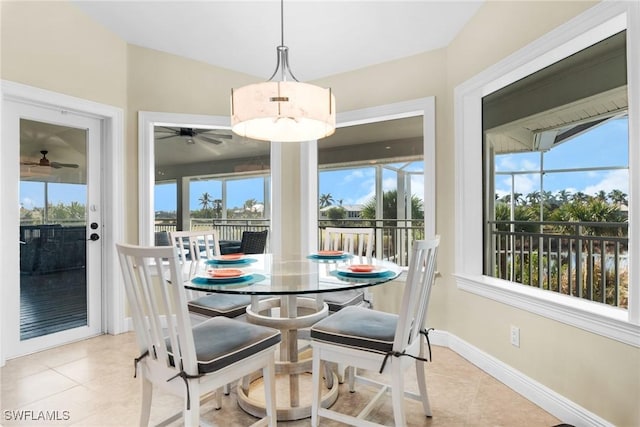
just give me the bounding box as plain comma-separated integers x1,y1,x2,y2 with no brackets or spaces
188,294,252,318
322,290,365,312
168,316,281,374
310,305,398,354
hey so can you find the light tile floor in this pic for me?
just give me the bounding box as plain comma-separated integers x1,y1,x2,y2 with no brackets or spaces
1,332,561,426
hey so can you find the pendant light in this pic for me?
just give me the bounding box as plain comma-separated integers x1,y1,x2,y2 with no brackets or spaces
230,0,336,142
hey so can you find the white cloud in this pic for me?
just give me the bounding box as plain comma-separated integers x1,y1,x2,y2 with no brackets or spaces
353,175,427,205
521,159,537,170
497,155,538,172
343,168,372,183
514,174,537,195
21,197,35,209
495,174,537,197
497,156,517,170
582,169,629,196
411,175,425,202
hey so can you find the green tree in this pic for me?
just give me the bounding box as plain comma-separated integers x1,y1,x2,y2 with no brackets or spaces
326,206,347,220
319,193,334,208
608,189,627,205
67,201,85,220
213,199,222,218
244,198,257,211
198,192,214,217
360,190,424,222
557,189,572,204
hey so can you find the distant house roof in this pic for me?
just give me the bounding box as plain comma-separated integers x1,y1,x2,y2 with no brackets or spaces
319,204,363,212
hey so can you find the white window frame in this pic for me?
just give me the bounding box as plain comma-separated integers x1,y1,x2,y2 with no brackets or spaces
454,1,640,347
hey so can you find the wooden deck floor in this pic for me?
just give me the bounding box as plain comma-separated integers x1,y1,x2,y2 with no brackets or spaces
20,269,87,340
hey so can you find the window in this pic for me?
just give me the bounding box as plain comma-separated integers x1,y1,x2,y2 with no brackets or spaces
317,115,428,266
148,118,270,240
485,116,629,308
154,180,177,230
455,2,639,345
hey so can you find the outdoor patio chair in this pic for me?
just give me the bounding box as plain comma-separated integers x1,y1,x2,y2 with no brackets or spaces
116,243,280,427
310,237,440,427
239,230,269,254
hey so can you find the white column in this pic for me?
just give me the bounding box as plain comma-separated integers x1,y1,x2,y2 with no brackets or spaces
270,140,318,260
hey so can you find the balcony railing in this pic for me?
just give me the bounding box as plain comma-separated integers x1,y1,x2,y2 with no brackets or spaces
488,220,629,308
155,218,424,266
155,218,270,242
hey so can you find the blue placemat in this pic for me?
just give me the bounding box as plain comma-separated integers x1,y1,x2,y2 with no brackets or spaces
307,253,353,261
205,257,258,266
330,270,397,279
191,273,266,286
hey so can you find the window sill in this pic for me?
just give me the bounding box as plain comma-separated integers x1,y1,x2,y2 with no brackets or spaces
454,273,640,348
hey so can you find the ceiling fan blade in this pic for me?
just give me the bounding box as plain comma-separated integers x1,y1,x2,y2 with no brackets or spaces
156,135,177,141
155,126,179,133
51,162,79,169
21,161,39,166
200,131,232,139
197,135,223,145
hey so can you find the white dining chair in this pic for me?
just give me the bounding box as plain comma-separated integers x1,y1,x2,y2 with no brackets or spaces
310,237,440,427
116,243,280,427
170,229,221,263
170,229,262,400
321,227,375,311
170,229,255,319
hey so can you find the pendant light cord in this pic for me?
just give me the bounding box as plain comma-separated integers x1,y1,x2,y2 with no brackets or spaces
280,0,285,47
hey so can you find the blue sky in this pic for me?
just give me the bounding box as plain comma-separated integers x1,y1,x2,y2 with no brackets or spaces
151,161,425,212
494,117,628,198
20,117,628,211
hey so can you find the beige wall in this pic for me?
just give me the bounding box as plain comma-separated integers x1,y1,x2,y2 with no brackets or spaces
125,45,259,240
0,1,127,108
2,1,638,424
441,2,638,426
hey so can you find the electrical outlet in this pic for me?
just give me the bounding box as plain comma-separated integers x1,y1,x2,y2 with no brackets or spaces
510,326,520,347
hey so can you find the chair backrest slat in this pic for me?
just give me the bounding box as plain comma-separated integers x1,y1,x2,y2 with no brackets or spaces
394,237,440,353
169,230,221,301
170,229,221,262
323,227,374,261
116,243,198,376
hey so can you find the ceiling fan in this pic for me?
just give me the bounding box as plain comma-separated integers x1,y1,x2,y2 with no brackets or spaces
155,127,232,145
21,150,79,169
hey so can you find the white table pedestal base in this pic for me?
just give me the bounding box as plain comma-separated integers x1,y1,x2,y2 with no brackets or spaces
239,296,338,421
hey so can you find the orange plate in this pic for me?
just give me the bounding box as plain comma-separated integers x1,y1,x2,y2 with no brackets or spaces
317,250,343,256
208,268,243,278
221,253,244,260
348,264,375,273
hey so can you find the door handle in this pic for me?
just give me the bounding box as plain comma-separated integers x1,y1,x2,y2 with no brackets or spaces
88,233,100,241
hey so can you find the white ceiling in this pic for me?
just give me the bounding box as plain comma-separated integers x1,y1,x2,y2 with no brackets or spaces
71,0,483,80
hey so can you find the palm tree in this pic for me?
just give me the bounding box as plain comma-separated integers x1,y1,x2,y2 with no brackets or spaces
319,193,334,208
525,191,541,205
557,189,572,204
572,191,589,203
608,189,627,206
360,190,423,222
198,192,214,216
213,199,222,218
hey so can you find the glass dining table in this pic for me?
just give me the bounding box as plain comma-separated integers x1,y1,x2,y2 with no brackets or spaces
183,252,403,421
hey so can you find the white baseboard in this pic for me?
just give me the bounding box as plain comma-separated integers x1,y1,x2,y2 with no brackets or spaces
121,316,611,425
429,330,612,427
